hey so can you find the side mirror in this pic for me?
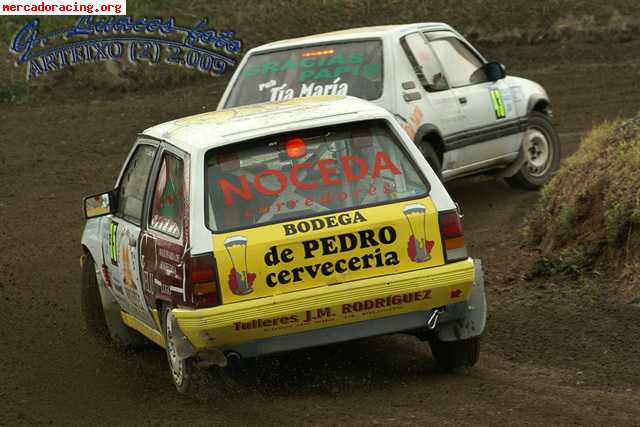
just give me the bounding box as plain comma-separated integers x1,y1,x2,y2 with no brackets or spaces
484,61,506,81
84,191,116,219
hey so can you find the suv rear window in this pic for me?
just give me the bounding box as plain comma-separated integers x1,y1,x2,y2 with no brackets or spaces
224,41,383,108
205,120,428,232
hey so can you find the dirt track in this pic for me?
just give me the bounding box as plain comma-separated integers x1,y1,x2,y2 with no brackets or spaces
2,41,640,426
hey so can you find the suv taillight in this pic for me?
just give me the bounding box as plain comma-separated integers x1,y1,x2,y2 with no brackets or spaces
439,209,468,263
188,252,220,308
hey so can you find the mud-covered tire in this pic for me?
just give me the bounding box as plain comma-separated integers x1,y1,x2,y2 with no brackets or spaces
80,253,109,340
429,336,480,371
81,253,146,349
505,112,560,190
161,304,193,394
419,143,442,178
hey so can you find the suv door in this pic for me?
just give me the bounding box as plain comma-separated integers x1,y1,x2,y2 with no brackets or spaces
425,31,521,169
140,146,189,312
397,31,463,143
103,141,158,327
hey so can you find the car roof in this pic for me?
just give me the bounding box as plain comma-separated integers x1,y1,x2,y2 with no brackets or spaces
143,96,390,152
252,22,452,52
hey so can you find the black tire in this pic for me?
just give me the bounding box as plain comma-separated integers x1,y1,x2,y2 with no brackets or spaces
81,253,146,349
161,303,193,393
419,142,442,178
429,336,480,372
80,253,109,340
505,111,560,190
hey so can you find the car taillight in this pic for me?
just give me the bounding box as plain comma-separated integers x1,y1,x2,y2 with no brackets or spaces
189,253,220,308
439,209,468,263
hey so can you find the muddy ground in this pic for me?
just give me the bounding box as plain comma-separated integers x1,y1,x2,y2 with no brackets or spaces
2,40,640,426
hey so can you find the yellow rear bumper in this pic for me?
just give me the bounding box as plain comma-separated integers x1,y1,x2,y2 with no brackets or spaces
174,258,475,350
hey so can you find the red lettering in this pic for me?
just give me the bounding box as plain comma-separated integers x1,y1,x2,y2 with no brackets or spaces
291,162,318,190
254,169,287,196
317,159,342,186
372,151,401,178
218,176,252,205
341,156,368,182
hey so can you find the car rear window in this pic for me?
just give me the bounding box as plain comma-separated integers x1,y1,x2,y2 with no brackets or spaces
224,40,383,108
204,120,428,232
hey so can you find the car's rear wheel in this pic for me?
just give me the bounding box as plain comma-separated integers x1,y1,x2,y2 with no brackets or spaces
162,303,193,393
428,336,480,371
80,253,146,348
505,111,560,190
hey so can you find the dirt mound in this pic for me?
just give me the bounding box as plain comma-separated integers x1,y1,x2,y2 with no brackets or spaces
526,114,640,301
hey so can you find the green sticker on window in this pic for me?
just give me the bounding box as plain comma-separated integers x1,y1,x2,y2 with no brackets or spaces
490,89,506,119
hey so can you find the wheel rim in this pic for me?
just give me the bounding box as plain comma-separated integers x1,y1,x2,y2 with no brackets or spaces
165,310,185,386
524,127,552,178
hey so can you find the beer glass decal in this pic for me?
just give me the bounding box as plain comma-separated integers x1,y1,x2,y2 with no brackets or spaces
403,204,435,263
224,236,256,295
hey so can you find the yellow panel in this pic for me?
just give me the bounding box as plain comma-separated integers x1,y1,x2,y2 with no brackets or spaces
121,311,165,348
213,197,445,305
174,258,474,349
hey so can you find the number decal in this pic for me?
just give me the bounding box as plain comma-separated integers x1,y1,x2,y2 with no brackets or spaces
490,89,506,119
108,222,119,265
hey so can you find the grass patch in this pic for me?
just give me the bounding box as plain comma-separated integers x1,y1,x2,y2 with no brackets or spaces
525,114,640,302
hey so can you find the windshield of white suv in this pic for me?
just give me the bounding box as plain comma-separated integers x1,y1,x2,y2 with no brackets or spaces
204,120,428,232
224,40,383,108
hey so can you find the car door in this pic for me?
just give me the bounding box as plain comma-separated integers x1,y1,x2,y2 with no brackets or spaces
425,31,521,169
140,145,190,313
102,140,158,328
396,31,463,144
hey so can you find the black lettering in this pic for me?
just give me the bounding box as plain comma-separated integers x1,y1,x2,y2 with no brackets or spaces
335,259,347,273
385,251,400,266
266,273,277,287
321,262,334,276
353,212,366,223
283,223,297,235
281,248,294,262
302,239,320,259
326,215,338,227
337,213,351,225
374,248,384,267
358,229,378,248
361,253,374,269
320,236,338,255
264,245,280,266
304,264,321,278
278,270,291,284
338,232,358,252
348,256,361,270
299,221,310,232
379,226,396,244
291,266,305,282
311,218,325,231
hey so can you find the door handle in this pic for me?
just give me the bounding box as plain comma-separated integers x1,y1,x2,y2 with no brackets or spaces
458,97,468,105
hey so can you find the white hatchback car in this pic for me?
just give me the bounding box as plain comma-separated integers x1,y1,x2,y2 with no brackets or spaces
81,96,486,393
218,23,560,189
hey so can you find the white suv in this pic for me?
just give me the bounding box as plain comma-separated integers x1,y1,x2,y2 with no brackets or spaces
218,23,560,189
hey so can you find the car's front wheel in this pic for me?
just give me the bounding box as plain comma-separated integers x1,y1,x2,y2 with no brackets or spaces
505,111,560,190
162,304,193,393
428,336,480,371
80,253,146,348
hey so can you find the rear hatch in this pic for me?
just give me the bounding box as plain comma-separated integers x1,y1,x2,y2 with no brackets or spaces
205,119,446,304
223,40,383,109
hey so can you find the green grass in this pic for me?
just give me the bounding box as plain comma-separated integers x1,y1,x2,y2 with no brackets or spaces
525,114,640,301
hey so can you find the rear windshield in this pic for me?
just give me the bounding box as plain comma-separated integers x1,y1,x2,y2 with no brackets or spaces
224,40,383,108
205,120,428,232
